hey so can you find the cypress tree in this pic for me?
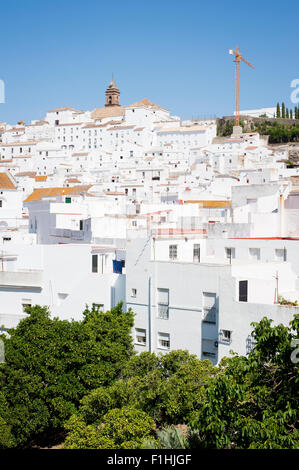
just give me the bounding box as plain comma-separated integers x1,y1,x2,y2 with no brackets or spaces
290,109,293,119
282,102,285,118
286,108,289,119
276,102,281,118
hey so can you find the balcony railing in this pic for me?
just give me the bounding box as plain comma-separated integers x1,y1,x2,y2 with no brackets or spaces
50,228,85,240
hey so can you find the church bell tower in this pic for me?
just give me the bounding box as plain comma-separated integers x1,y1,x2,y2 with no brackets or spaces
105,78,120,107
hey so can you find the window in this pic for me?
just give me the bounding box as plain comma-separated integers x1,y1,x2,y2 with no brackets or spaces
65,197,71,204
93,303,104,310
131,288,137,297
79,220,84,231
92,254,98,273
135,328,146,345
239,280,248,302
169,244,177,260
193,244,200,263
157,288,169,319
158,332,170,350
225,247,235,260
22,301,32,312
220,329,232,344
249,248,260,260
0,200,2,208
275,248,286,261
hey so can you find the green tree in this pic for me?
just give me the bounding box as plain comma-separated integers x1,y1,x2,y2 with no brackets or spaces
75,351,216,428
63,407,155,449
282,102,286,118
189,316,299,449
276,102,281,118
286,108,289,119
0,303,134,446
290,109,293,119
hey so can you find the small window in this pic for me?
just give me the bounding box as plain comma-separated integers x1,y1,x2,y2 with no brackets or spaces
225,247,235,259
22,302,32,312
135,328,146,345
249,248,260,260
157,288,169,319
193,244,200,263
220,329,232,344
92,254,98,273
93,303,104,310
65,197,72,204
79,220,84,231
169,244,177,260
158,332,170,350
275,248,286,261
131,288,137,297
239,280,248,302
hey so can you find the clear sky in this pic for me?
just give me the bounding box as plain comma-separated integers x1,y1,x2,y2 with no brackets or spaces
0,0,298,124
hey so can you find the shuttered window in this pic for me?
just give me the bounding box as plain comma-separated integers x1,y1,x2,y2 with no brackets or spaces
158,288,169,319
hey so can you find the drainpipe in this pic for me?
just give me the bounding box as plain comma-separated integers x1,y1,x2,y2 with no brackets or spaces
279,194,284,237
148,276,151,353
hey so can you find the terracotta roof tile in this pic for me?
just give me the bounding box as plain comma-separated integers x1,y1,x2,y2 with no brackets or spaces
24,185,92,202
0,172,17,190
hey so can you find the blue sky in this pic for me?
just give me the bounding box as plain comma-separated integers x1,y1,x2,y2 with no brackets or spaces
0,0,298,124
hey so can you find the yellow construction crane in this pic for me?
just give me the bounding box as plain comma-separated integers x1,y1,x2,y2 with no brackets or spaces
229,46,254,127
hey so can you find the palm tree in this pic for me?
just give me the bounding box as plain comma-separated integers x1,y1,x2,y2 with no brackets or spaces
142,425,200,449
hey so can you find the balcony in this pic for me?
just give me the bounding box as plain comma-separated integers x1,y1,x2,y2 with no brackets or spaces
50,228,85,240
0,270,43,288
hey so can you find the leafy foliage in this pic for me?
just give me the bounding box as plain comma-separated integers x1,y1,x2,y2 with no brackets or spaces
189,316,299,449
0,303,134,446
217,117,299,143
76,350,217,427
63,407,155,449
142,425,188,449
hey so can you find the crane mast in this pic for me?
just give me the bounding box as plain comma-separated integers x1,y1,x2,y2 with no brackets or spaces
229,46,254,129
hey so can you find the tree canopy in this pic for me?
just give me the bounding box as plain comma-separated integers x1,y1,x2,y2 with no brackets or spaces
0,305,298,449
189,316,299,449
0,303,135,446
